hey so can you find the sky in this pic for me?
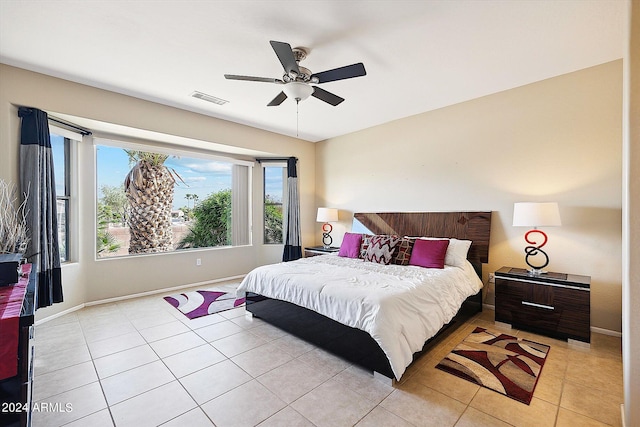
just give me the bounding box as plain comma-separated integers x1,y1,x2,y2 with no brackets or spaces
51,134,66,196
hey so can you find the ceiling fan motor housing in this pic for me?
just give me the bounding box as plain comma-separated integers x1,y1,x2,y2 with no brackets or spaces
283,68,318,83
284,47,318,83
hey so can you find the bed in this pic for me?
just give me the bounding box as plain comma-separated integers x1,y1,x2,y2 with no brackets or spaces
237,211,492,381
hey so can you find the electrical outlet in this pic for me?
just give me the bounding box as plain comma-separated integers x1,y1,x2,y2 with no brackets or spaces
196,258,201,266
488,273,495,283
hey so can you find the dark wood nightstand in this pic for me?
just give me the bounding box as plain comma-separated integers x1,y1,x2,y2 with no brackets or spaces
495,266,591,344
304,246,340,257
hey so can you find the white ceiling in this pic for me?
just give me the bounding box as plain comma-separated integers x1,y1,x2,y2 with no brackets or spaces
0,0,625,143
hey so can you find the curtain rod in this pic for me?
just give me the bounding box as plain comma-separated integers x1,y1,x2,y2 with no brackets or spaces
256,157,297,163
48,116,92,136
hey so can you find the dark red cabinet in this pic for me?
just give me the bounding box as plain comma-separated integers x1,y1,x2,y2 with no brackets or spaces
0,265,36,427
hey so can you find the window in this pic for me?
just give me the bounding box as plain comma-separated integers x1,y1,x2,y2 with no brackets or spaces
95,140,251,258
263,164,286,244
50,127,79,263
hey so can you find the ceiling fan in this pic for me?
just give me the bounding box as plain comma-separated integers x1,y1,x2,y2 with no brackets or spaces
224,40,366,107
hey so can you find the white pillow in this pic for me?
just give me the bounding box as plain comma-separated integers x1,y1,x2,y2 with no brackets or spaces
405,237,472,268
443,238,472,268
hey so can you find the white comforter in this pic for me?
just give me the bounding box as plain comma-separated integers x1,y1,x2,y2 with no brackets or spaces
236,254,483,380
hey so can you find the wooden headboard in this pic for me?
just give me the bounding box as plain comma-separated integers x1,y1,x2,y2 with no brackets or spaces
353,212,492,273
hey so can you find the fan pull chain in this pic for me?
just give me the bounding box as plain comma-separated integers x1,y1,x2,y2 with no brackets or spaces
296,99,299,138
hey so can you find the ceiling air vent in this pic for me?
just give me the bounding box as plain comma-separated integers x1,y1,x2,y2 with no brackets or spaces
191,91,229,105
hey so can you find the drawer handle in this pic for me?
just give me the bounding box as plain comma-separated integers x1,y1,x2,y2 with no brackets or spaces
522,301,555,310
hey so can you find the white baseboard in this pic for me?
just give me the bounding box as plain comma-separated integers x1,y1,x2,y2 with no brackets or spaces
590,326,622,338
35,304,86,326
36,275,246,325
38,278,624,342
84,275,246,306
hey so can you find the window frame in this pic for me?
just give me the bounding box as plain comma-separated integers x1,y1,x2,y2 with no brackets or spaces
49,125,80,264
93,137,253,260
262,162,287,245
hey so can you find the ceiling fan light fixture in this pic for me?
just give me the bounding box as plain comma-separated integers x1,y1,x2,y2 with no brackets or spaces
283,82,313,102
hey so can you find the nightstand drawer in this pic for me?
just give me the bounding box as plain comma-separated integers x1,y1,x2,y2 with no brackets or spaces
511,302,562,332
496,279,556,307
496,278,552,323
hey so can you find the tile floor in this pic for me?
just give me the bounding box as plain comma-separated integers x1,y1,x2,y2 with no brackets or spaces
32,282,624,427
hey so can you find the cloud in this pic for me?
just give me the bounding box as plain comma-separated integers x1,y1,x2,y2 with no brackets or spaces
175,159,232,174
184,176,207,183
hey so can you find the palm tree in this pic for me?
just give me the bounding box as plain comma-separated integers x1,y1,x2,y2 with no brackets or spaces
185,193,194,209
123,150,177,254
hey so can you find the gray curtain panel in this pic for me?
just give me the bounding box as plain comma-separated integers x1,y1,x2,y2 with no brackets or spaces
282,157,302,261
19,107,63,308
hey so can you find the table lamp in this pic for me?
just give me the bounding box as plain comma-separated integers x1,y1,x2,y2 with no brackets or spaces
512,202,561,276
316,208,338,249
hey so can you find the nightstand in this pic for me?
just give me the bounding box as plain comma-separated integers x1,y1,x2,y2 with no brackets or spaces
495,266,591,344
304,246,339,257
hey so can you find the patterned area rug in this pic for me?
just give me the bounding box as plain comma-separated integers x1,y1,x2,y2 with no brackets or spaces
436,326,550,404
164,289,245,319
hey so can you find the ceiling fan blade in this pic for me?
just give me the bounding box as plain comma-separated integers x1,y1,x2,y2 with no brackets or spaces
311,86,344,106
224,74,284,84
270,41,300,76
311,63,366,84
267,91,288,106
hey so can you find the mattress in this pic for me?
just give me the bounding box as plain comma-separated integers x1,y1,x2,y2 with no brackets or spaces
236,254,483,379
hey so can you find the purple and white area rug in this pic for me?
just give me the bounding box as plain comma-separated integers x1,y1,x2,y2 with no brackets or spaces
163,289,245,320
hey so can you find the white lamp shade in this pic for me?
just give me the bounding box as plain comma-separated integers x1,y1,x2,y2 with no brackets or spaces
283,82,314,101
316,208,338,223
513,202,561,227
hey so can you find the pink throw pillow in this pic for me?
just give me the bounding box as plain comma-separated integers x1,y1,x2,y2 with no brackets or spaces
338,233,363,258
409,239,450,268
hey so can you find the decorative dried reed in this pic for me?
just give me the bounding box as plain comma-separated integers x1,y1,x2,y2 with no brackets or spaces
0,179,29,254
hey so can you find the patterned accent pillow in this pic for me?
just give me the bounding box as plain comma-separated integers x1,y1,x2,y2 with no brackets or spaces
365,235,401,265
391,238,415,265
359,234,373,259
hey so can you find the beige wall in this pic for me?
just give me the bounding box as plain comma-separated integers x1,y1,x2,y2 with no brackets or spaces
0,64,316,320
316,60,623,333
